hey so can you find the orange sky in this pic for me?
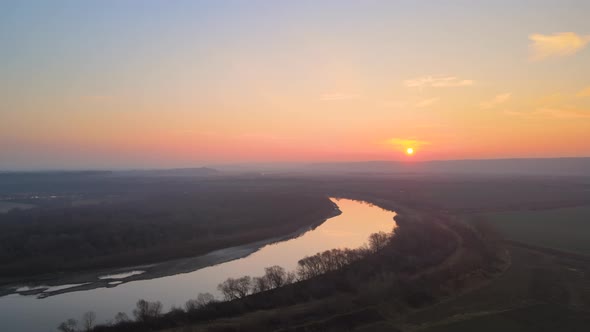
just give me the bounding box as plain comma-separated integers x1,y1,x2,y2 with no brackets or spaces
1,2,589,169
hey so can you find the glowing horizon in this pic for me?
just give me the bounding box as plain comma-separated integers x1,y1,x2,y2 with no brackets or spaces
1,1,590,169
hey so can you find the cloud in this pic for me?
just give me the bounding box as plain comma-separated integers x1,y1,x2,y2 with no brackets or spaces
320,93,360,101
415,97,440,108
577,86,590,97
404,76,474,88
529,32,590,60
505,108,590,119
480,93,511,109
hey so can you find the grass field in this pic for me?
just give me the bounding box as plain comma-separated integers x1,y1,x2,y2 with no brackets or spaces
400,244,590,332
0,201,33,213
481,206,590,255
416,303,590,332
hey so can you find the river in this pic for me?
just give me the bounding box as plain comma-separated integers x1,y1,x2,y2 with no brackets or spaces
0,198,396,331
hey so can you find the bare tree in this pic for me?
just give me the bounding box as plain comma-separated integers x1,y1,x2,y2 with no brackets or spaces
217,276,252,300
196,292,215,306
114,312,130,324
57,318,78,332
184,298,199,312
297,246,372,280
368,231,390,253
264,265,288,289
252,275,270,293
285,271,296,284
185,292,216,311
133,299,162,322
82,311,96,331
217,278,234,300
235,276,252,298
297,254,324,279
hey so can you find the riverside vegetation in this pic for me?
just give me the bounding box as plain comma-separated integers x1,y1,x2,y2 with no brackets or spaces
0,191,335,280
58,207,506,332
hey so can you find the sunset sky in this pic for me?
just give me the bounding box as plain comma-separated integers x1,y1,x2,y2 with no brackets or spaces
1,1,590,169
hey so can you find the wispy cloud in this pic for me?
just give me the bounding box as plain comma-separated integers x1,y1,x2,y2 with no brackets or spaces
404,76,474,88
320,92,360,101
415,97,440,108
577,86,590,97
480,93,511,109
529,32,590,60
505,108,590,119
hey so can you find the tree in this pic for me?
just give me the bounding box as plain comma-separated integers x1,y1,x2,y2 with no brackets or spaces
82,311,96,331
297,254,324,279
113,312,130,324
132,299,162,322
185,292,215,311
57,318,78,332
217,278,234,300
184,299,199,312
217,276,252,300
252,276,270,293
285,271,296,285
235,276,252,298
368,231,390,253
297,247,371,280
196,292,215,306
264,265,289,289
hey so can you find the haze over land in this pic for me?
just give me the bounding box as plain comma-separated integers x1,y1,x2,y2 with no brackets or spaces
213,157,590,177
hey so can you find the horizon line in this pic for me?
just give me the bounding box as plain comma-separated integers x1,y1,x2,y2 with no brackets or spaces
1,156,590,173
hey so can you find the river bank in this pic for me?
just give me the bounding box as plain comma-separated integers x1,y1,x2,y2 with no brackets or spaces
0,204,342,299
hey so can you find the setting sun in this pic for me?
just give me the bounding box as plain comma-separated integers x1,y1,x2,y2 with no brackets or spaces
1,3,590,332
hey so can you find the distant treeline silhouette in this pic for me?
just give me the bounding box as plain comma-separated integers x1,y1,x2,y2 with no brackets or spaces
0,191,335,278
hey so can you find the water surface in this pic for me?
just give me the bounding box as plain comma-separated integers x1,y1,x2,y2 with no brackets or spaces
0,198,395,332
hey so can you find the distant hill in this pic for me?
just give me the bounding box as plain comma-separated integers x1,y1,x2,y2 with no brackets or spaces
306,158,590,176
0,170,112,177
117,167,220,177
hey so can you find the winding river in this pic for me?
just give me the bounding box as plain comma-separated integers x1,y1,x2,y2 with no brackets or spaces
0,198,396,332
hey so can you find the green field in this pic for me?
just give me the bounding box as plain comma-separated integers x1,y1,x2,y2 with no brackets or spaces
482,206,590,255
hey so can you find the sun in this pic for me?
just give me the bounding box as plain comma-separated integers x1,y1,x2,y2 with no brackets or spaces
406,147,414,155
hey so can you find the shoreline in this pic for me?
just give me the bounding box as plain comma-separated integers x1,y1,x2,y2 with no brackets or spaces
0,204,342,299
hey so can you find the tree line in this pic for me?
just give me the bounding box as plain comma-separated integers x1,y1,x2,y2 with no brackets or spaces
59,231,393,331
0,191,335,278
62,212,505,332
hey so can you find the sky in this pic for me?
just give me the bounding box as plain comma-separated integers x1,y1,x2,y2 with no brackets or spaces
1,0,590,169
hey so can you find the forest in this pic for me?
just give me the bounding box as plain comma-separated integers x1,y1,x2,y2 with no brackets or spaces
0,191,335,279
